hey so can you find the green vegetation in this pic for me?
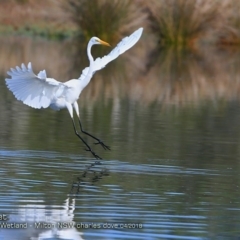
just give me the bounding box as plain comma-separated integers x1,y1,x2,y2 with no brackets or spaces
0,25,76,40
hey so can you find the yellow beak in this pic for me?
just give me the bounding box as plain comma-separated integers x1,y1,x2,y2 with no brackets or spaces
98,39,111,47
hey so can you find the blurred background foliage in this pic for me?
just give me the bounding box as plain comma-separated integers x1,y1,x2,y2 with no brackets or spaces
1,0,240,108
0,0,240,47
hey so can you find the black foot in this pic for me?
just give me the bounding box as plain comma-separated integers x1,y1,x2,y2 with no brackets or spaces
85,148,102,160
94,140,111,150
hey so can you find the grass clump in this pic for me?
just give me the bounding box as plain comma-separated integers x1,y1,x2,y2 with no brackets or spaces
218,0,240,45
63,0,146,43
146,0,221,48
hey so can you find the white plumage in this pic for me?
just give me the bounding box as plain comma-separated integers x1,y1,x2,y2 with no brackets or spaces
5,27,143,159
6,62,66,109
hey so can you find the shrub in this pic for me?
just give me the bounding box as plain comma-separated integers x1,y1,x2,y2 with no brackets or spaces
63,0,146,43
218,0,240,45
146,0,221,47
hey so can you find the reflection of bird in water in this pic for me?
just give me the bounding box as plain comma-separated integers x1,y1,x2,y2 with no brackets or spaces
70,161,110,194
36,198,82,240
0,198,83,240
5,28,143,159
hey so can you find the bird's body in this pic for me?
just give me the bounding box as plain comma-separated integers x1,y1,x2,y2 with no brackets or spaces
5,28,143,159
49,79,82,111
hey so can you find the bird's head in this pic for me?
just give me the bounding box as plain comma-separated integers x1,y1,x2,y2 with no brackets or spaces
90,37,111,47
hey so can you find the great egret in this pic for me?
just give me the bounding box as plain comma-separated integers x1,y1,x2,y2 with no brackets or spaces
5,27,143,159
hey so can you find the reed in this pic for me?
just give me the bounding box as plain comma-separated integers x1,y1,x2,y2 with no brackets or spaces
146,0,221,48
63,0,146,43
218,0,240,45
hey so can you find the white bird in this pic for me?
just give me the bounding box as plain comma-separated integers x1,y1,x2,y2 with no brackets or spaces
5,27,143,159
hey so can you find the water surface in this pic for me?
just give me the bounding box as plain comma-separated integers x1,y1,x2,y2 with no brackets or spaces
0,36,240,239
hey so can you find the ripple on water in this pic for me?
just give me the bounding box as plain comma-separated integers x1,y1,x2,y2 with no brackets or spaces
0,148,215,239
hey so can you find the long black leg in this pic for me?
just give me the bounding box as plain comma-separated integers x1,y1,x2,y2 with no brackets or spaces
71,119,102,159
78,118,110,150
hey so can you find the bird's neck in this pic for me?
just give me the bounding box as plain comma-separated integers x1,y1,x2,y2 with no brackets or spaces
87,42,94,67
77,42,95,92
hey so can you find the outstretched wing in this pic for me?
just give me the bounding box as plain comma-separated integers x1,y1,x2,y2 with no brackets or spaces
78,27,143,80
5,62,65,109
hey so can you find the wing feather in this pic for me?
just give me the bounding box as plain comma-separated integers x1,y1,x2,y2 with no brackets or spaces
93,28,143,71
78,27,143,80
5,62,65,109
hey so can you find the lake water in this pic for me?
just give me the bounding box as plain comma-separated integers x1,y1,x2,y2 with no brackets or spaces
0,35,240,239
